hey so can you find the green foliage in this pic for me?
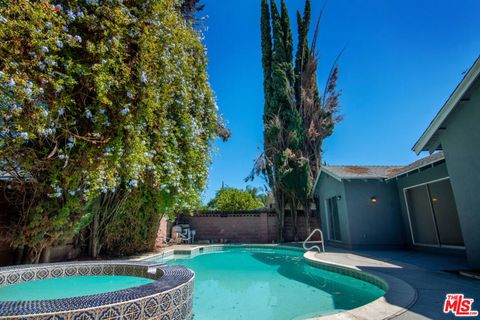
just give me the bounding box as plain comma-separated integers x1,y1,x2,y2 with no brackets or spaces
102,187,164,256
207,188,265,211
0,0,222,260
257,0,341,240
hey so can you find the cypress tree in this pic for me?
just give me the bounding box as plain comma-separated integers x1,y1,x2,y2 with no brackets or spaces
280,0,293,67
260,0,273,116
255,0,341,241
294,0,311,102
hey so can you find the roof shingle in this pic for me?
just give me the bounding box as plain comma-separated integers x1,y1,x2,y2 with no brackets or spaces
321,165,403,180
320,152,445,181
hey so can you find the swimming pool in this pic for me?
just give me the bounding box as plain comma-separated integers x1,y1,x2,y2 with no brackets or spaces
148,246,385,320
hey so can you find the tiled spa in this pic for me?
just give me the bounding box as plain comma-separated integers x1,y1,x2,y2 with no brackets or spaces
0,261,194,320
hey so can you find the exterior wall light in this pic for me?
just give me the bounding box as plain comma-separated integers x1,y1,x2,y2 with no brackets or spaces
371,196,377,204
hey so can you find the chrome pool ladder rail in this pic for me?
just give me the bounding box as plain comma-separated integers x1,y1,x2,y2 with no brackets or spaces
303,228,325,253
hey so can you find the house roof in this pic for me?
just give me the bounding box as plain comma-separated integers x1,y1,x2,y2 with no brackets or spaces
413,56,480,154
314,152,445,188
320,165,404,181
386,152,445,180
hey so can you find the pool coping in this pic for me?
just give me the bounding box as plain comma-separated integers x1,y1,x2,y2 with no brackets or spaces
138,244,417,320
303,251,417,320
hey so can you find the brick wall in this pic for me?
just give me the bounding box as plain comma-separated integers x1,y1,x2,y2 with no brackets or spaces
182,211,279,243
156,209,321,245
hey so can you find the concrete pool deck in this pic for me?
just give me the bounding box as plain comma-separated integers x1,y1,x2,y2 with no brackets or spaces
134,244,480,320
320,247,480,320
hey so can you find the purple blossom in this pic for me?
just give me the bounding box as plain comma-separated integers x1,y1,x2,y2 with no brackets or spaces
141,71,148,83
41,46,49,53
74,35,82,43
56,40,63,48
120,107,129,116
8,78,15,87
18,132,29,139
58,108,64,115
85,109,93,119
46,22,52,29
67,10,75,20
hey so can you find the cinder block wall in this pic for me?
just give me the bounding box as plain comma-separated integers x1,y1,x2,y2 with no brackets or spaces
156,210,320,245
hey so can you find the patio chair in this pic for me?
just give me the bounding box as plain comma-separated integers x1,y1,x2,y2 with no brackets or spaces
176,231,192,244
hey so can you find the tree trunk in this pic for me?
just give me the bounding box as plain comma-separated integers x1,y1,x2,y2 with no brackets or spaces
89,211,100,258
40,246,51,263
291,198,298,242
22,245,42,264
304,199,311,237
276,190,285,243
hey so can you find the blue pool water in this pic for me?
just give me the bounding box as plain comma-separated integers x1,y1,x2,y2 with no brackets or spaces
150,247,385,320
0,275,154,301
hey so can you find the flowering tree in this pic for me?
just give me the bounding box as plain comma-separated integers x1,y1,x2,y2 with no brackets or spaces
0,0,226,263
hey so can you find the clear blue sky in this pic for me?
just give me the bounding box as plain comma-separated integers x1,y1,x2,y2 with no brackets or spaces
200,0,480,202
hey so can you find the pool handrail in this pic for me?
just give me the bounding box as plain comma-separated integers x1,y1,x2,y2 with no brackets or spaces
303,228,325,253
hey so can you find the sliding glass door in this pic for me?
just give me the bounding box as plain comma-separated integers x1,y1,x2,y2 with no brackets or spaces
326,196,341,241
405,178,464,247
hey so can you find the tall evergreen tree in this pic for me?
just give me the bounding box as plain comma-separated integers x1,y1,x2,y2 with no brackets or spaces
253,0,341,241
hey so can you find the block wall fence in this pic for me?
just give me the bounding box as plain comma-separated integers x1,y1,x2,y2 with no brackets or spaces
156,210,321,246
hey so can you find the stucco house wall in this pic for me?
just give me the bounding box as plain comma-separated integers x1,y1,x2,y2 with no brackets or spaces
438,81,480,268
316,173,405,249
344,180,405,248
315,174,350,246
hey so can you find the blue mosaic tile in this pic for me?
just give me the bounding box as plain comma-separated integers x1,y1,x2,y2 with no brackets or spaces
172,289,182,306
7,272,19,284
91,265,102,275
72,310,96,320
172,308,182,320
51,267,64,278
98,306,121,320
78,265,90,276
65,266,77,276
144,297,158,318
160,293,172,312
36,268,49,279
103,265,114,275
21,270,34,282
